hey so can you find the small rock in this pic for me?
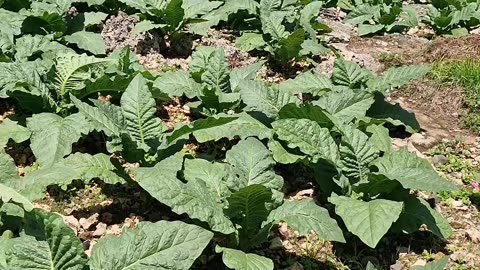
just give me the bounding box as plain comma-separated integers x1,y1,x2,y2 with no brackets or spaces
79,213,99,230
93,222,107,237
390,262,402,270
294,188,314,198
464,136,477,145
106,224,122,235
269,237,284,250
412,259,427,267
78,231,93,241
63,215,80,235
392,138,408,150
432,155,448,165
450,251,466,262
410,133,436,148
446,198,463,208
287,262,304,270
85,239,97,257
465,229,480,243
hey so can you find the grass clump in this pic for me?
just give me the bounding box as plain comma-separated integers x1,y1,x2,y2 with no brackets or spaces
431,60,480,131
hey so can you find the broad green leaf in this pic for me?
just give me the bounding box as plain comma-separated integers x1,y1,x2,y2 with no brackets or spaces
226,137,283,192
182,0,222,19
192,113,273,142
0,119,30,146
184,158,229,198
70,95,122,137
300,1,323,38
64,31,106,55
22,153,125,201
235,32,266,52
272,119,339,163
166,116,237,144
0,184,33,211
4,210,86,269
0,150,17,183
393,196,451,239
313,89,374,123
55,53,110,98
201,49,230,93
278,104,334,129
329,195,403,248
365,124,391,152
411,256,448,270
153,71,201,98
90,220,213,270
262,13,288,41
368,65,430,93
189,46,218,75
268,139,305,164
226,185,272,245
163,0,184,31
132,155,235,234
339,126,379,182
373,148,458,192
120,74,162,145
83,12,108,28
27,113,90,168
357,24,384,36
216,246,274,270
275,29,305,64
131,20,165,35
267,199,345,242
300,39,330,56
366,93,420,133
332,58,372,87
239,80,298,118
230,61,265,92
279,71,333,95
14,35,73,61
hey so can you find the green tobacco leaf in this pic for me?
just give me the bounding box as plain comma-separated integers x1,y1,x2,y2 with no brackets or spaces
411,256,448,270
5,210,86,269
0,150,17,183
55,53,110,98
329,195,403,248
90,221,213,270
153,70,201,98
268,139,305,164
166,116,237,144
368,65,430,93
239,80,298,118
15,35,73,61
275,29,305,64
230,61,265,92
189,46,218,75
332,58,372,87
393,196,452,239
216,246,274,270
226,137,283,192
191,113,273,142
131,20,165,34
278,104,333,129
267,199,345,242
300,39,330,56
121,74,162,145
226,185,272,244
0,119,31,146
365,124,391,152
366,93,420,133
300,1,323,38
0,184,34,212
373,148,458,192
70,95,122,137
262,12,288,41
235,32,266,52
313,89,374,123
272,119,339,163
83,12,108,28
357,24,384,36
132,155,235,234
163,0,184,31
201,48,230,93
64,31,106,55
27,113,90,168
22,153,125,200
279,71,333,95
184,158,229,198
339,126,379,182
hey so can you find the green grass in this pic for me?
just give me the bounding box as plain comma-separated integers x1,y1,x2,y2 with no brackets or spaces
431,60,480,130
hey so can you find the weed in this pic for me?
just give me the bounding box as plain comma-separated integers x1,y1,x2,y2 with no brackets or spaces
431,60,480,131
378,52,404,68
